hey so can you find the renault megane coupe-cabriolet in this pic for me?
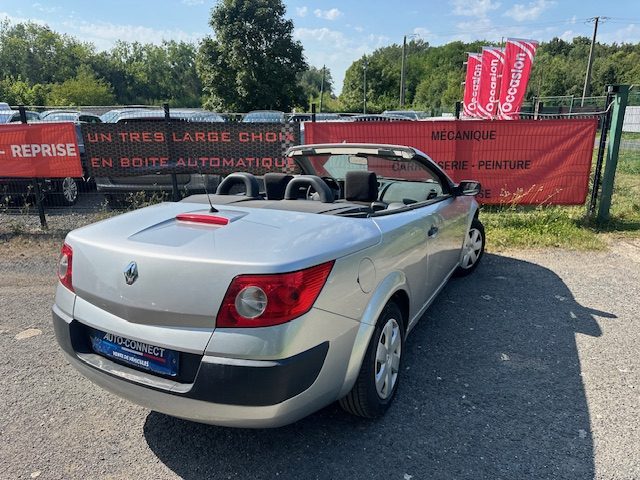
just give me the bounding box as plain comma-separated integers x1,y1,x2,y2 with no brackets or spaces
53,143,485,428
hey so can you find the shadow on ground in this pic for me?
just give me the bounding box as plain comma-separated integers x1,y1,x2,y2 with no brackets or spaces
143,253,614,480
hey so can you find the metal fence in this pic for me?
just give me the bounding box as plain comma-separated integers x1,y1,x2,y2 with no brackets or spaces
0,101,634,232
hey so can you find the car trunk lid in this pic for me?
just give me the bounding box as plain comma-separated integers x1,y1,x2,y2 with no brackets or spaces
67,202,381,345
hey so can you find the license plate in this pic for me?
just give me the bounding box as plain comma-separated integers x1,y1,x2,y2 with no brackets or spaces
89,329,179,377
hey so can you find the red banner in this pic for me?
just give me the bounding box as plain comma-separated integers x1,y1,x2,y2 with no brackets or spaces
304,119,598,205
477,47,504,119
498,39,538,120
0,123,82,178
462,53,482,117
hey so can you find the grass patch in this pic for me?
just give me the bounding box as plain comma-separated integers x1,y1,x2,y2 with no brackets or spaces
483,132,640,250
482,205,606,251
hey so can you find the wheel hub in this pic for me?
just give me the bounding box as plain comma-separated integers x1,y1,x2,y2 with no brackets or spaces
375,318,401,400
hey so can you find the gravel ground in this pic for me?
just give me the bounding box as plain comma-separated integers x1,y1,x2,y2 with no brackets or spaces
0,233,638,480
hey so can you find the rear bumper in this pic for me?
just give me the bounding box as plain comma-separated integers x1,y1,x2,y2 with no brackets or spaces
53,308,335,427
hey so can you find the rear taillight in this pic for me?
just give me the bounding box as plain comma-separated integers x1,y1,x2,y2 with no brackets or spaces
58,243,74,292
217,261,334,328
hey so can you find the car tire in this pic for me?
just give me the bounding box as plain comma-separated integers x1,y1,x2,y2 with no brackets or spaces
454,217,485,277
339,301,405,418
58,177,80,206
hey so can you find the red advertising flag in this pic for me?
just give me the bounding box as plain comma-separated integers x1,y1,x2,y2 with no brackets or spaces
498,38,538,120
476,47,504,119
0,123,82,177
462,53,483,117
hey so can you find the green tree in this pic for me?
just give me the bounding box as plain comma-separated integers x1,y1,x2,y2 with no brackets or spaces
0,20,94,86
0,76,48,105
46,66,116,105
91,40,201,106
196,0,306,111
297,66,334,110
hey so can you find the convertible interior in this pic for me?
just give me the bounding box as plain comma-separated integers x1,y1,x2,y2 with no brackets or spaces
182,168,448,218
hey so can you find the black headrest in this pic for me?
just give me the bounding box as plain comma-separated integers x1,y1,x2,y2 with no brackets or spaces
264,173,293,200
216,172,261,197
345,171,378,202
284,175,334,203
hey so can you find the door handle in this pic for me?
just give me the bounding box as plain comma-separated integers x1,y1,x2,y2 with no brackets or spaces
427,225,439,238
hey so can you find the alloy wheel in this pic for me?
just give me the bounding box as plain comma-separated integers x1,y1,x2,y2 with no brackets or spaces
62,177,79,204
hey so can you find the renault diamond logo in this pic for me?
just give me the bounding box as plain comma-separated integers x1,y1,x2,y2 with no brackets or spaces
124,261,138,285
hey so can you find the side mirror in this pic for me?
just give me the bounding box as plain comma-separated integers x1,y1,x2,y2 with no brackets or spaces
457,180,481,196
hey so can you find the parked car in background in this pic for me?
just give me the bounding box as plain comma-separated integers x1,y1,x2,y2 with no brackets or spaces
101,108,226,124
350,113,416,122
242,110,286,123
40,110,102,124
382,110,423,120
96,108,225,207
0,110,40,123
53,143,485,427
0,102,11,110
288,113,341,122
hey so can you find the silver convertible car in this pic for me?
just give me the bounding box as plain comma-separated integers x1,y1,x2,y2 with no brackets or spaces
52,143,485,428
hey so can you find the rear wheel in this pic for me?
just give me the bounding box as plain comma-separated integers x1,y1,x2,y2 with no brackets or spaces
455,217,485,277
339,301,404,418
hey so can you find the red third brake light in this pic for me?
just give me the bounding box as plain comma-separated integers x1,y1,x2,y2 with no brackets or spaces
217,261,335,328
176,213,229,225
58,243,74,292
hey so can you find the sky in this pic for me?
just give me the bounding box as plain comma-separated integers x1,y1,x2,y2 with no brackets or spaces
1,0,640,93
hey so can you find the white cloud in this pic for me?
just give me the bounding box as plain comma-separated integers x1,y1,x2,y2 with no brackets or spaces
181,0,204,5
294,26,392,93
0,11,47,25
413,27,432,39
32,3,60,14
60,19,202,51
296,6,308,17
504,0,556,22
450,0,500,17
314,8,342,21
367,33,391,46
559,30,574,41
599,24,640,44
296,27,349,47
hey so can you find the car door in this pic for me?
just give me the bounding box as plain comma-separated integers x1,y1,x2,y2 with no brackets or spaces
426,195,469,291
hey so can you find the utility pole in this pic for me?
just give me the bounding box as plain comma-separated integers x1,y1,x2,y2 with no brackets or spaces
319,65,325,113
581,16,607,106
363,57,368,114
399,34,418,108
400,35,407,107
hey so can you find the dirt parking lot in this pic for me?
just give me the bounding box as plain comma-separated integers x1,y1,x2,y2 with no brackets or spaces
0,237,638,479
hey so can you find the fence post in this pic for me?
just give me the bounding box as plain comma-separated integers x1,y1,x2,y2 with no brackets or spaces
311,103,316,123
534,101,543,120
597,85,629,224
455,101,461,119
588,89,614,216
164,103,180,202
19,105,48,229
